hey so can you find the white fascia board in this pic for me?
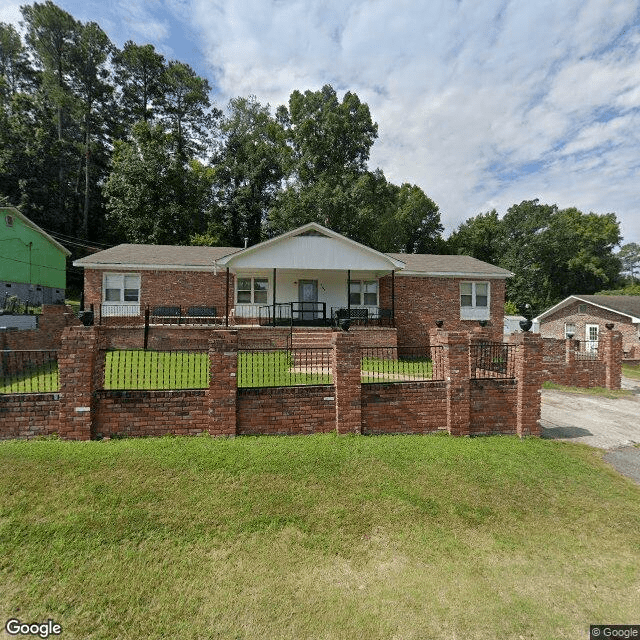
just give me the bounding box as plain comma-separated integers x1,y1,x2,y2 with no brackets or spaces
396,270,512,278
72,262,218,272
216,222,406,270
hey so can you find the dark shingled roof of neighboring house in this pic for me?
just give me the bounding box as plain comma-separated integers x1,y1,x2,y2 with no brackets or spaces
569,295,640,319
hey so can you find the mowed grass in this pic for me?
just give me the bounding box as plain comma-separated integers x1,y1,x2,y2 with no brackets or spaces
1,435,639,640
361,356,434,382
0,362,59,394
622,363,640,380
542,380,634,399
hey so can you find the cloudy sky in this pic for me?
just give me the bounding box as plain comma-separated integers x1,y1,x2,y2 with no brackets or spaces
3,0,640,243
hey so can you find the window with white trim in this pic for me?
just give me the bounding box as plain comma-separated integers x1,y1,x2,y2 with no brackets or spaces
103,273,140,303
460,281,490,319
349,280,378,306
236,277,268,304
564,322,576,338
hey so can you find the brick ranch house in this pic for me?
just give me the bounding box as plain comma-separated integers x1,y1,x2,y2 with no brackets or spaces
534,295,640,359
75,222,512,347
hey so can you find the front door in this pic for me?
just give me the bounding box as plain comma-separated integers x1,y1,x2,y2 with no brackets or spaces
585,324,599,353
298,280,318,320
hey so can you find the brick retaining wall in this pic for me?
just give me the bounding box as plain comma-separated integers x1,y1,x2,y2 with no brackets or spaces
237,386,335,435
0,392,60,439
361,382,447,435
93,390,209,438
469,380,518,436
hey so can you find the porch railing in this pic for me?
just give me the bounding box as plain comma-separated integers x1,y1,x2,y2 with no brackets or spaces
258,302,327,326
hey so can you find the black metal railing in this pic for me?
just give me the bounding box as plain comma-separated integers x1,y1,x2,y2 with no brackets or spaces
258,302,327,326
238,348,332,387
470,342,516,379
361,346,443,383
102,349,210,390
0,350,59,393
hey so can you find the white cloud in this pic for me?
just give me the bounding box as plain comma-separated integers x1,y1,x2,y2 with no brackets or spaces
0,2,23,27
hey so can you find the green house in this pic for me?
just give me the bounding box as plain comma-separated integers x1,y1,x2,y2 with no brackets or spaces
0,207,70,305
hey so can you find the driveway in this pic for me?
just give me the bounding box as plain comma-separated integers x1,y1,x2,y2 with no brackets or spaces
540,377,640,484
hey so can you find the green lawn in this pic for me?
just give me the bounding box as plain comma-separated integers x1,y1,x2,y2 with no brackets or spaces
542,380,634,399
0,362,59,394
622,363,640,381
1,434,639,640
361,355,434,382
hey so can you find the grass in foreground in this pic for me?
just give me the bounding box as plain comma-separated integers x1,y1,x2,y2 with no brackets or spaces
1,434,639,640
622,363,640,380
542,380,633,399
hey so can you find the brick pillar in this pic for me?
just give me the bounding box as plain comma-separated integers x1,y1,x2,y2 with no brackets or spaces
601,329,622,390
58,326,98,440
332,331,362,435
441,332,470,436
513,332,543,437
208,331,238,436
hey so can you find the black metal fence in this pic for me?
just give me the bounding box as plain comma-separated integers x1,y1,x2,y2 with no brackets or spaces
0,350,59,393
238,348,332,388
470,342,516,379
102,349,210,390
361,346,444,383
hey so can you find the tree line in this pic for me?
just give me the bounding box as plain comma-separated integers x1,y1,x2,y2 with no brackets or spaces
0,1,633,313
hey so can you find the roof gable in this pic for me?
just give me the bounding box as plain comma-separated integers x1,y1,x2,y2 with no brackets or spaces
1,207,71,256
534,295,640,323
217,223,405,271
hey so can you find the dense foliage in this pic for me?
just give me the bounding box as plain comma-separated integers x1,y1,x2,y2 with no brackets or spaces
0,2,629,307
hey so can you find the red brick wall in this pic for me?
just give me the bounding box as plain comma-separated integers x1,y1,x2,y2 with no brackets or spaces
361,382,447,434
380,275,505,348
0,393,60,439
237,386,335,435
94,390,208,438
543,360,606,388
469,380,517,435
0,305,81,351
539,301,638,355
84,268,233,318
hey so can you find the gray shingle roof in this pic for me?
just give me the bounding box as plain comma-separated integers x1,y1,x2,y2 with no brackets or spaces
74,244,241,267
385,252,513,277
74,243,511,277
571,295,640,319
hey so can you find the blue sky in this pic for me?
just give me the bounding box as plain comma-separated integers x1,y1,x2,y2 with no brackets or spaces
3,0,640,245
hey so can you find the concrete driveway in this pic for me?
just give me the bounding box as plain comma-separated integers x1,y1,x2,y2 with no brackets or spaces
540,377,640,484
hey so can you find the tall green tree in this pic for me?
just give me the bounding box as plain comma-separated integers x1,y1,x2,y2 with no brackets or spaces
617,242,640,281
448,200,622,313
113,41,165,130
21,1,81,231
214,96,287,246
160,61,215,158
0,22,34,103
70,20,114,237
104,121,214,245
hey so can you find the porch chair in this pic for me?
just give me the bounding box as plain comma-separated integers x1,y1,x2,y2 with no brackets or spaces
151,306,181,324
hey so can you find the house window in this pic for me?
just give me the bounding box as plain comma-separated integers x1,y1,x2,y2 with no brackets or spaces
460,281,490,320
564,323,576,338
349,280,378,306
103,274,140,303
237,277,268,304
6,215,13,227
578,304,587,313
